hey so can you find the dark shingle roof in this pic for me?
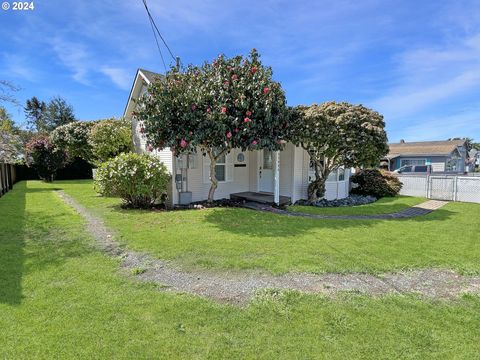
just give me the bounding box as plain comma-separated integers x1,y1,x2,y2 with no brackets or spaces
387,139,465,158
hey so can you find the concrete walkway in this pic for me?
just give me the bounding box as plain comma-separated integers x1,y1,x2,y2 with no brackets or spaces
242,200,448,220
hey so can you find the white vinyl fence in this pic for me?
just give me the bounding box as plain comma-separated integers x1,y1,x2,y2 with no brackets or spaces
396,174,480,203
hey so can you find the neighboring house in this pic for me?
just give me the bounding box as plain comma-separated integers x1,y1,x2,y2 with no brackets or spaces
384,139,468,173
468,149,480,171
123,69,350,205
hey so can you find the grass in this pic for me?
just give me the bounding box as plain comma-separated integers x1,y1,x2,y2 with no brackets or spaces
1,180,480,359
56,180,480,275
289,196,426,215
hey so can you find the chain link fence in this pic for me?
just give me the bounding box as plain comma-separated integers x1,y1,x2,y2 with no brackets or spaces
397,174,480,203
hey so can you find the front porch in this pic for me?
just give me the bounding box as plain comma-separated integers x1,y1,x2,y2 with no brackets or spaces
230,191,291,206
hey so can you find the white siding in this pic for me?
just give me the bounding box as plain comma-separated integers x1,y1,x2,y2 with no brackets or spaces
292,146,350,202
181,148,251,202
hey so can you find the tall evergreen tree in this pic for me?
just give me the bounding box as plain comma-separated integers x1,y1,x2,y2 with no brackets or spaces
25,96,47,132
45,96,76,130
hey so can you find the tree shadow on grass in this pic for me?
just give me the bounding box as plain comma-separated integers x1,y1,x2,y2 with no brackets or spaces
202,207,455,238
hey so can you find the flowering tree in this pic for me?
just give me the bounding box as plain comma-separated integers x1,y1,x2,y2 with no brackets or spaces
50,121,95,162
25,135,68,182
136,49,289,202
88,118,132,166
291,102,388,201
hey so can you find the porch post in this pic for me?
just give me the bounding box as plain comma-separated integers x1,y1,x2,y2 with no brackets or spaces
273,151,280,205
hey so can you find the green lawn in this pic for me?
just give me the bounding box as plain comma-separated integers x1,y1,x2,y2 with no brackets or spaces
1,181,480,359
56,180,480,275
289,196,425,215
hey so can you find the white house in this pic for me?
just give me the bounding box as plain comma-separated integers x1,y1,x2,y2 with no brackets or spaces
124,69,350,205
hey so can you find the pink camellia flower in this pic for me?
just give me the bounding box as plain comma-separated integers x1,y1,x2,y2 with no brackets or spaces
221,107,227,113
252,140,258,145
251,67,257,74
224,81,229,86
226,131,232,139
244,117,251,123
147,144,154,152
234,128,239,133
246,110,252,116
180,139,188,148
191,104,197,111
231,74,238,80
263,87,270,94
206,107,211,113
189,131,193,135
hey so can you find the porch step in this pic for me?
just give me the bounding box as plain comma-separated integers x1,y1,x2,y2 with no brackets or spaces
230,191,291,206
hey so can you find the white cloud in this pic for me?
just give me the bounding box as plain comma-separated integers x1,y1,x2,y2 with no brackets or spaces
50,38,91,85
100,67,131,90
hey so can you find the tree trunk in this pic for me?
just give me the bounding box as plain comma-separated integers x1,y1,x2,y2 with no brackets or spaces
207,150,220,203
307,157,329,202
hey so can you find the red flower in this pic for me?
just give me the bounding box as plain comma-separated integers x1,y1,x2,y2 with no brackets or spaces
244,117,251,123
224,81,229,86
246,110,252,116
180,139,188,148
231,74,238,80
252,140,258,145
189,131,193,135
251,67,257,74
263,87,270,94
221,107,227,113
226,131,232,139
191,104,197,111
206,107,211,113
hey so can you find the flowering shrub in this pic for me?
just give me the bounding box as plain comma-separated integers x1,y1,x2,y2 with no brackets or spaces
25,135,68,182
136,49,288,202
50,121,95,162
351,169,402,198
89,118,132,166
94,153,170,208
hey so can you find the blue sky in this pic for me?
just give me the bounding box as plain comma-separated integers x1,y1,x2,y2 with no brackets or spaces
1,0,480,142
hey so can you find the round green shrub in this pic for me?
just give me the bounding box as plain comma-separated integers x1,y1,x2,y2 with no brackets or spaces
94,153,170,208
351,169,402,198
89,118,132,166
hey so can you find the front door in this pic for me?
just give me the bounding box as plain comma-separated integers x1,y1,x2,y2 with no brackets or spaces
259,150,273,192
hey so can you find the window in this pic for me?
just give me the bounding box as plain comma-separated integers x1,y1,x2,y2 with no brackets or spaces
398,166,413,173
445,158,459,172
175,154,196,169
338,168,345,181
400,159,426,167
263,150,273,170
203,149,233,183
215,153,226,182
327,170,337,182
414,165,428,173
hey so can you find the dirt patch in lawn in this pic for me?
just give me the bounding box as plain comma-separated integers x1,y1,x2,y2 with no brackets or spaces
57,191,480,305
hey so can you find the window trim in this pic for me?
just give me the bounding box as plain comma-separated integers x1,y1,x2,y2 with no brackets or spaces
400,158,426,167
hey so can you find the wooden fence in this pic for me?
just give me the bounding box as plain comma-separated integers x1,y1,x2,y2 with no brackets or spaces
0,163,16,197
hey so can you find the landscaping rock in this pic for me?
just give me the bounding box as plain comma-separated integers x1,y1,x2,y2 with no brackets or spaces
296,194,377,208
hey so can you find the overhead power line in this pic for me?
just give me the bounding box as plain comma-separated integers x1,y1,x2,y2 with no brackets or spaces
141,0,177,71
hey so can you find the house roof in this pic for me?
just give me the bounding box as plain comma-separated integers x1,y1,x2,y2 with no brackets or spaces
138,68,162,84
387,139,466,158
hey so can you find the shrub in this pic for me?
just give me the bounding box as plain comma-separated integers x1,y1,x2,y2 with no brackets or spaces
89,118,132,166
351,169,402,198
25,135,68,182
50,121,95,162
94,153,170,208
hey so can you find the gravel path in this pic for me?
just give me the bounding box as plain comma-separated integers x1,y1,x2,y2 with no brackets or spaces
57,191,479,305
243,199,448,219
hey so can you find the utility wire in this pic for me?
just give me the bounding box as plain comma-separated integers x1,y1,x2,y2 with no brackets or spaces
142,0,177,64
147,13,167,72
